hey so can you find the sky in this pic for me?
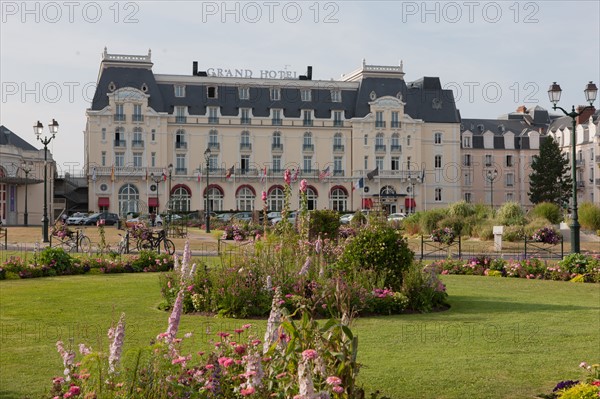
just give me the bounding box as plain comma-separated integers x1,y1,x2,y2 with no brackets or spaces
1,0,599,174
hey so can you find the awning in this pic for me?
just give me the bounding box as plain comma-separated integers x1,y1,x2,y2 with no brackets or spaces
405,198,416,208
148,197,159,207
98,197,110,207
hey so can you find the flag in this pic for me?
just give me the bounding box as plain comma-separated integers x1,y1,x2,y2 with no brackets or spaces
91,167,96,181
319,166,331,181
260,166,267,183
353,177,364,191
143,167,148,181
291,168,300,183
162,168,167,181
366,166,379,180
110,165,115,182
197,170,202,183
225,165,234,179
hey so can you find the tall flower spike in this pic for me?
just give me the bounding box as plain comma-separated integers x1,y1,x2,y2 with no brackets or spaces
263,287,282,354
181,240,191,278
108,313,126,374
298,357,316,398
299,257,311,276
165,289,184,342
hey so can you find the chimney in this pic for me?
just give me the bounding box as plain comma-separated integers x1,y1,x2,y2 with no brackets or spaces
576,105,595,125
516,105,527,113
193,61,198,76
307,66,312,80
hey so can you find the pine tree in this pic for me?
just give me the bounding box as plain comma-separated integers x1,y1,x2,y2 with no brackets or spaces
528,136,572,208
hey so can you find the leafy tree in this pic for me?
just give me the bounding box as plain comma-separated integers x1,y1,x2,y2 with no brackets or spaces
528,136,572,208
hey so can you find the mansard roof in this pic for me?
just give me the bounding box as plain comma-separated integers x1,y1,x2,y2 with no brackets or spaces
0,125,38,151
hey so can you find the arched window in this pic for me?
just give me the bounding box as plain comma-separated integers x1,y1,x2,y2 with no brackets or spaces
205,186,224,211
375,133,384,146
299,187,318,210
236,186,255,211
171,186,191,212
0,167,6,222
176,129,186,148
330,187,347,212
380,186,396,196
118,184,139,216
268,187,284,211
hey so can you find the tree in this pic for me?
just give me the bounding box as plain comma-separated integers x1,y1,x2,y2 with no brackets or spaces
528,136,572,208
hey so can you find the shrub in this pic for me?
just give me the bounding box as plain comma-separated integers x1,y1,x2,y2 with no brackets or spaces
402,212,422,235
531,226,562,244
350,210,367,227
503,225,525,242
448,200,476,218
308,209,340,239
439,216,464,236
579,202,600,231
556,383,599,399
531,202,563,224
496,201,525,226
39,247,73,275
524,217,555,238
472,221,494,240
420,208,447,234
401,263,448,312
430,227,456,245
559,253,600,275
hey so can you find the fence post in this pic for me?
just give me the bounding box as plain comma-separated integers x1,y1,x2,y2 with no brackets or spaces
524,236,527,259
458,235,462,259
420,235,424,260
218,238,221,256
560,236,563,259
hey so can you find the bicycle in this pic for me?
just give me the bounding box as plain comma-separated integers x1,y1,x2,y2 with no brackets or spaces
136,229,175,255
58,228,92,253
117,231,130,255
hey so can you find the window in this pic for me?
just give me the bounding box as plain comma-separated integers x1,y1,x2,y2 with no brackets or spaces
334,156,343,175
115,152,125,167
208,107,219,123
151,129,156,141
208,155,218,170
133,152,142,167
272,109,282,125
463,136,472,148
375,133,385,151
464,193,472,203
114,104,124,121
391,156,400,171
240,155,250,174
209,129,219,149
172,187,190,212
241,130,251,149
175,106,186,123
463,154,472,167
176,154,186,174
239,87,249,100
364,134,368,145
434,132,442,144
272,155,282,172
118,184,139,216
133,104,143,122
330,188,347,212
270,88,280,101
175,129,186,149
435,155,442,169
331,90,341,102
301,89,311,102
303,110,313,126
206,187,223,211
151,152,156,167
407,156,412,170
391,111,400,128
333,133,343,151
272,131,282,150
391,134,401,151
175,85,185,98
114,127,124,147
305,187,317,210
505,173,514,187
268,187,284,211
236,187,255,211
207,86,217,98
435,188,442,202
101,151,106,166
485,154,493,167
303,132,313,151
101,128,106,141
375,111,385,128
303,156,312,172
364,156,368,170
133,128,143,147
464,172,472,186
505,155,513,167
333,110,343,126
241,108,251,124
407,135,411,146
376,156,384,171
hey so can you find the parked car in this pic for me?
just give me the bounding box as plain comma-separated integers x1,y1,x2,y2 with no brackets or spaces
66,212,88,225
339,213,354,225
266,211,281,221
271,211,297,225
83,212,119,226
216,212,234,222
387,213,407,222
126,214,163,228
231,212,253,222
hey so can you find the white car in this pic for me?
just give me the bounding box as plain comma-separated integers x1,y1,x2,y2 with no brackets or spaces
66,212,88,225
339,214,354,224
387,213,407,222
126,214,163,227
271,211,297,225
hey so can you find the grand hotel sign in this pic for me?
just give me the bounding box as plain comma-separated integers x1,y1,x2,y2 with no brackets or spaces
206,67,299,79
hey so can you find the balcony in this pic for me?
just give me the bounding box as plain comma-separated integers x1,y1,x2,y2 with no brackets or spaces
240,143,252,151
333,120,343,127
208,142,220,151
391,121,401,128
272,118,282,126
175,116,187,124
333,144,345,152
113,139,126,148
375,121,386,128
375,144,387,152
303,144,314,152
132,140,145,148
132,114,144,122
272,143,283,151
240,117,251,125
333,169,345,176
208,116,219,124
390,145,402,152
175,168,187,175
577,181,585,188
576,159,585,167
175,141,188,149
303,119,313,127
113,114,126,122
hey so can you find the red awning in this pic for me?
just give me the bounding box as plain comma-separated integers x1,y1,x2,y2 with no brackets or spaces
98,197,110,207
405,198,416,208
148,197,159,207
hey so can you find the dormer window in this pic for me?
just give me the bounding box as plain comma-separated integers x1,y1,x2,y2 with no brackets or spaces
301,89,311,102
239,87,249,100
175,85,186,98
207,86,218,98
331,90,341,102
270,88,280,101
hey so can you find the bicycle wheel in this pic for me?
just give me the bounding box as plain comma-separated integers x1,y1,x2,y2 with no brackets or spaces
78,236,91,253
137,239,152,251
163,239,175,255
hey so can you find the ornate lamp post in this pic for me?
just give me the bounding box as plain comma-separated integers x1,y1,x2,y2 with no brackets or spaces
150,172,163,216
204,148,211,233
548,81,598,253
167,163,173,225
486,168,499,211
21,161,33,226
34,119,58,242
407,174,417,214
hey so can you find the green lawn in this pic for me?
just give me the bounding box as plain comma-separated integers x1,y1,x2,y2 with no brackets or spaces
0,274,598,398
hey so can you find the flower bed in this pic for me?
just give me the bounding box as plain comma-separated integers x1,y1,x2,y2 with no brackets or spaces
531,226,562,245
430,227,456,245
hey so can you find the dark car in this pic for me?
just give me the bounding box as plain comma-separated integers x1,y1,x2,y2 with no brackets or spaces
83,212,120,226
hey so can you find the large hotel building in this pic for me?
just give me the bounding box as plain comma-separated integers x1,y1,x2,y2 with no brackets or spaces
85,49,463,216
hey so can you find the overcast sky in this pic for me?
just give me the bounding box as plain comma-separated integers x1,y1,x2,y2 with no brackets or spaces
1,0,599,173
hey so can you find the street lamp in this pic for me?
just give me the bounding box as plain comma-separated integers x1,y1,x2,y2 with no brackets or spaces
34,119,58,242
204,148,211,233
407,175,417,214
548,81,598,253
486,168,498,211
21,162,33,226
150,172,163,220
167,163,173,226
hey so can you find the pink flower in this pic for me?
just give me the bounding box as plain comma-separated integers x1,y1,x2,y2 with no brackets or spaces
284,169,291,185
68,385,80,395
243,324,252,329
218,357,234,367
326,376,342,386
240,386,256,396
261,191,267,201
302,349,318,360
299,179,307,193
332,385,344,393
